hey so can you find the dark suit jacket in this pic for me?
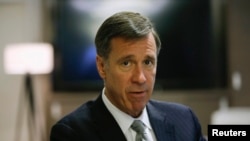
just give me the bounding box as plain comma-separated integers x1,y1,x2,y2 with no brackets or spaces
50,94,206,141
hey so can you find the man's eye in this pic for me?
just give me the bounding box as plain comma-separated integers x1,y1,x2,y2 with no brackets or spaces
122,61,130,66
144,60,152,65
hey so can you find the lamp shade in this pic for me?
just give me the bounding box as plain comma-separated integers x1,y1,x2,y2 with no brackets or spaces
4,43,53,74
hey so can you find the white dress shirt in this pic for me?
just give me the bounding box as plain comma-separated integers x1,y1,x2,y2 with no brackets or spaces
102,88,157,141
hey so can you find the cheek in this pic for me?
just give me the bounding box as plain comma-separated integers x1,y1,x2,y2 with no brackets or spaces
147,69,156,81
106,68,128,87
113,74,129,87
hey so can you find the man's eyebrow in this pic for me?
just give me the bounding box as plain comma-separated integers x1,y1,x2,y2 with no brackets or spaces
116,54,156,63
145,54,156,61
116,55,135,63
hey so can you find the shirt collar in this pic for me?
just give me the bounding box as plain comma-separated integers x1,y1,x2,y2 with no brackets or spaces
102,88,152,134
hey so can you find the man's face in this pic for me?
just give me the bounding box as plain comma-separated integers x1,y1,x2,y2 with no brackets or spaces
96,33,157,117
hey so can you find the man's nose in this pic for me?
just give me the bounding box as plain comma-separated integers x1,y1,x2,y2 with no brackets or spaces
131,65,146,84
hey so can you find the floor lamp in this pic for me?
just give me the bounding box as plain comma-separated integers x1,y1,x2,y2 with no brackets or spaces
3,43,53,141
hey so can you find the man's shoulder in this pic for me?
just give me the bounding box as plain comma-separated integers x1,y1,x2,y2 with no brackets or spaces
147,99,199,124
55,100,95,126
148,99,192,115
149,99,190,109
50,98,105,140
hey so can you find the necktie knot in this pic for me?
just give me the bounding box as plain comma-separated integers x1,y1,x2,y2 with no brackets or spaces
131,120,146,134
131,120,149,141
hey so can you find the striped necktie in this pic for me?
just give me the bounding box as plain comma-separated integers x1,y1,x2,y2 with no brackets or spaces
131,120,149,141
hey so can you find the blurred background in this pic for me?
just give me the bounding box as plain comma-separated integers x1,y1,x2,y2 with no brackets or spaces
0,0,249,141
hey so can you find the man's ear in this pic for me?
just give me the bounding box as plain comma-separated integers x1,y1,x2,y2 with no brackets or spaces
96,55,106,79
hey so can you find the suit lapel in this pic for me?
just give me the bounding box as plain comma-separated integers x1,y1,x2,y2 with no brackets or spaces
91,95,127,141
147,101,176,141
90,95,177,141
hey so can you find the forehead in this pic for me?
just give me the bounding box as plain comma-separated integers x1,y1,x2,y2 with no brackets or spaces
110,33,157,53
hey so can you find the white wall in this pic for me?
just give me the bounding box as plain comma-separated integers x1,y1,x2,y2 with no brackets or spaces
0,0,43,141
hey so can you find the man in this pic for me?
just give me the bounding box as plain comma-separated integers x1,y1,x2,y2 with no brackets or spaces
50,11,206,141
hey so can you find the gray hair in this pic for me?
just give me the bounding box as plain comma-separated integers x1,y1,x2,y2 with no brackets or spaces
94,11,161,60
